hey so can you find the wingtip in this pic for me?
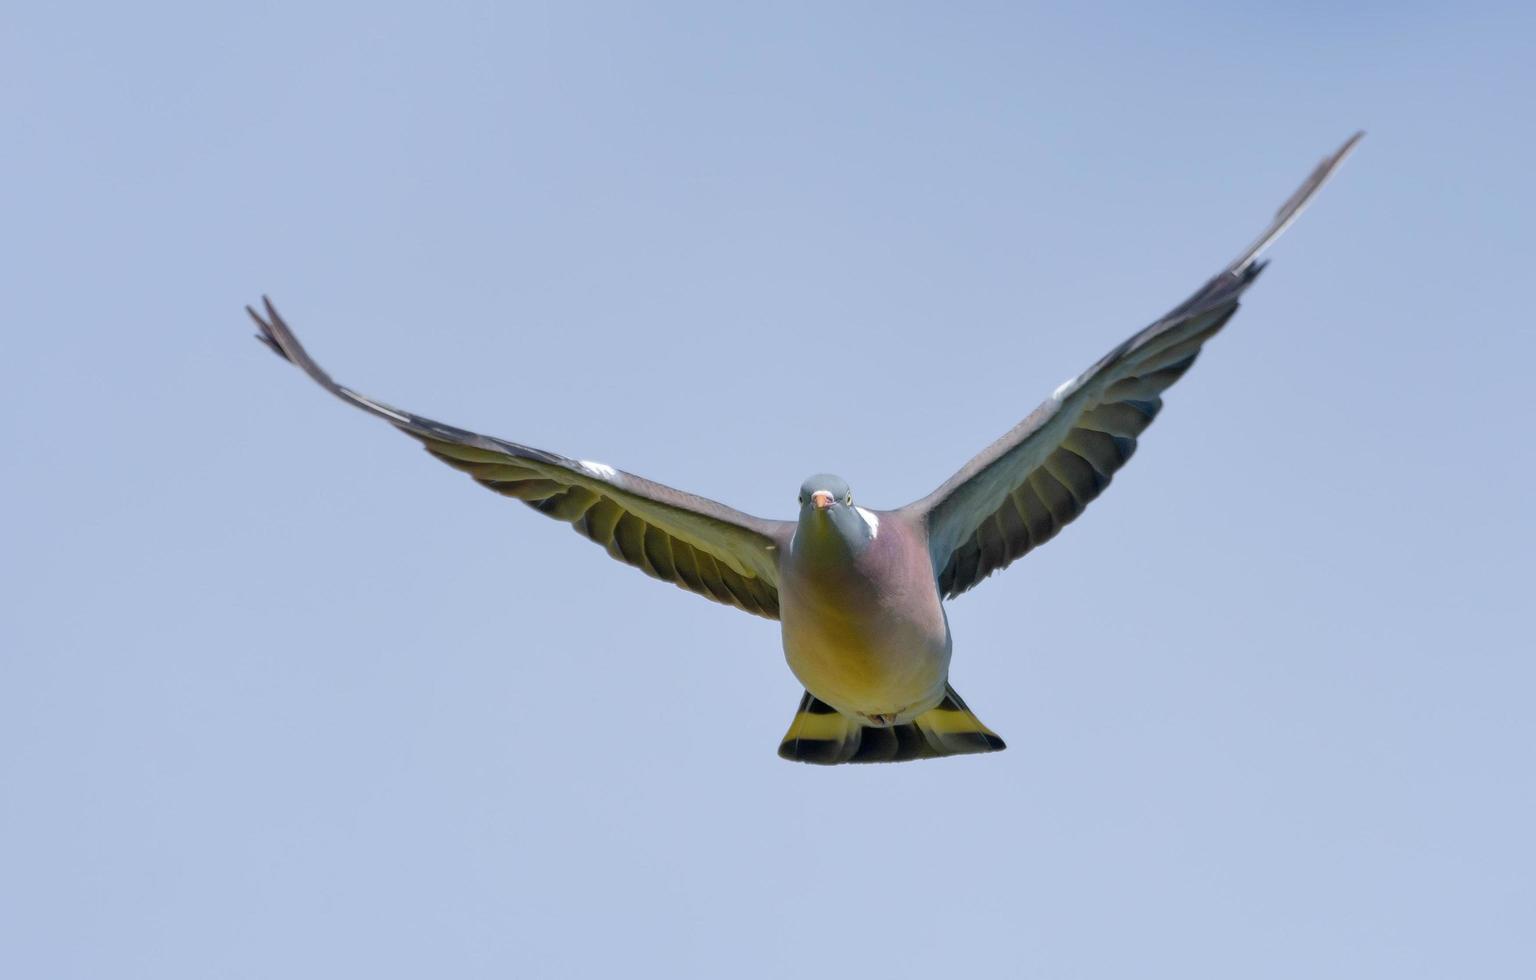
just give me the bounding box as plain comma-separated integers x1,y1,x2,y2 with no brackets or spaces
1234,131,1363,273
253,330,286,359
1333,129,1366,167
247,298,293,362
1270,131,1364,221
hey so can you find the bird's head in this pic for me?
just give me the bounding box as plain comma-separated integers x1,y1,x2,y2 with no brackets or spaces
794,473,877,555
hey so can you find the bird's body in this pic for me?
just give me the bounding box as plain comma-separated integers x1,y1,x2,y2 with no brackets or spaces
779,504,950,725
250,134,1360,764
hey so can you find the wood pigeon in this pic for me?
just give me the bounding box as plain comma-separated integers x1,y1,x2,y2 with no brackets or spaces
251,133,1361,765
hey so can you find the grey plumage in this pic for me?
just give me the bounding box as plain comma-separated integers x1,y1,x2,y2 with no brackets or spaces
251,133,1361,764
908,132,1363,598
252,303,789,618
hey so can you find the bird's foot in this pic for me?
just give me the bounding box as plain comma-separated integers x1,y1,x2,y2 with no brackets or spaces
859,711,899,727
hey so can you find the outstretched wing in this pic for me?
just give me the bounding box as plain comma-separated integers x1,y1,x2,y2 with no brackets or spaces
906,133,1362,599
251,300,791,618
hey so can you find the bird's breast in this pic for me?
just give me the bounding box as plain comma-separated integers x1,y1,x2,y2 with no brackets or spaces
778,524,950,721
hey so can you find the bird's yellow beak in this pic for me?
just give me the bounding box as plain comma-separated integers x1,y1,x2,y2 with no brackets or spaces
811,490,835,511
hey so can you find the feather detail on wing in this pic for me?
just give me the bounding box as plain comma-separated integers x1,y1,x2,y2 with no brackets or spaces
250,300,790,618
906,133,1362,598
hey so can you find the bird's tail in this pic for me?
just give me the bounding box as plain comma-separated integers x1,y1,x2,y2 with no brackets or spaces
777,685,1005,765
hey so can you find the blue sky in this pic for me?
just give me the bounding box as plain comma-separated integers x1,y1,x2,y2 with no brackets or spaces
3,3,1532,977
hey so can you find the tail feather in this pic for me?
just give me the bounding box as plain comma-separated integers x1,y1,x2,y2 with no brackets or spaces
778,685,1005,765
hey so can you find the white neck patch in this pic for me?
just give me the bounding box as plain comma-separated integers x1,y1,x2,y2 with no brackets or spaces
855,506,880,539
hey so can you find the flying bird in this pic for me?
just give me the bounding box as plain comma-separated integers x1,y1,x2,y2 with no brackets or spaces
251,133,1360,765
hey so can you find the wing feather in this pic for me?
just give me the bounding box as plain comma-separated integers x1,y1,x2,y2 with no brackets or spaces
910,133,1361,598
250,300,791,618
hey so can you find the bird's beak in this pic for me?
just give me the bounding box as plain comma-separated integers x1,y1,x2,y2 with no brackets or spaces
811,490,835,511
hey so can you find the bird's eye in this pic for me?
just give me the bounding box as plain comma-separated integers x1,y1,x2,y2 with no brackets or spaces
843,493,853,506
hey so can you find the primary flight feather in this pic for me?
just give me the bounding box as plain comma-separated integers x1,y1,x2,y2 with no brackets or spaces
252,133,1361,764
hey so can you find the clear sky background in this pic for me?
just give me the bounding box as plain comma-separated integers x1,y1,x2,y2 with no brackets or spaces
4,3,1532,977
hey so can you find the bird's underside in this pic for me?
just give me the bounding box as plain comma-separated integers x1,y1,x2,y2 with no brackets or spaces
251,133,1360,765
